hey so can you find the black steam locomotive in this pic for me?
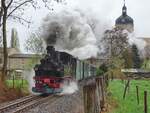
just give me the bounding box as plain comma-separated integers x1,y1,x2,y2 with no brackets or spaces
32,46,96,94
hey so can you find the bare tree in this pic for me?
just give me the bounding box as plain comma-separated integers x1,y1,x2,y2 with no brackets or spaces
0,30,2,47
0,38,2,47
25,33,45,54
101,27,130,79
102,27,129,58
0,0,62,81
0,4,3,47
1,0,8,81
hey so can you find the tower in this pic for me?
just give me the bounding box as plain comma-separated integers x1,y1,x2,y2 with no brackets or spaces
10,28,20,50
115,0,134,32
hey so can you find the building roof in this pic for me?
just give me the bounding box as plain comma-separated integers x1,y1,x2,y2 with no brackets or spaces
116,15,133,25
0,47,20,55
138,37,150,45
115,4,134,25
9,53,42,58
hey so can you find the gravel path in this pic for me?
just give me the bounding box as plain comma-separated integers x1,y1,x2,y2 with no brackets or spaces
27,91,84,113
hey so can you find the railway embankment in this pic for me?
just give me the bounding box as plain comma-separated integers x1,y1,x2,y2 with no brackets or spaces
0,75,108,113
28,76,108,113
0,85,28,104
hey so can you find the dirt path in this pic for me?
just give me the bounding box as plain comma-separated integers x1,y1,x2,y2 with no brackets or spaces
0,82,28,103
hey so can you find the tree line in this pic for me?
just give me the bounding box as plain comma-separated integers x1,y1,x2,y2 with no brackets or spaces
0,0,62,83
97,27,145,78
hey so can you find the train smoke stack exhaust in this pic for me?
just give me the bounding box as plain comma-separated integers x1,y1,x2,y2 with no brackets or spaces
41,9,99,60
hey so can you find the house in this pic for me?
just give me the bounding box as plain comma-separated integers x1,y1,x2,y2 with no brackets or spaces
0,47,42,80
0,47,20,70
8,53,42,70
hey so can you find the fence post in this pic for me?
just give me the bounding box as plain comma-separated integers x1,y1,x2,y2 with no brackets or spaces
96,77,102,112
123,80,130,99
13,73,15,89
83,77,104,113
100,76,105,109
136,86,139,104
83,84,97,113
144,91,147,113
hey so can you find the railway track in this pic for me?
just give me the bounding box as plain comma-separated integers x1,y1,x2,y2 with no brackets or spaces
0,95,36,108
0,95,56,113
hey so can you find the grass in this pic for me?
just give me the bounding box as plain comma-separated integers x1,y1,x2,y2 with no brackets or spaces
6,79,29,88
108,79,150,113
0,79,30,103
142,59,150,70
5,79,29,94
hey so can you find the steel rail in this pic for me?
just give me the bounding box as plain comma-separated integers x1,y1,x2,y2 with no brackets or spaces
0,95,35,108
0,95,41,113
11,95,58,113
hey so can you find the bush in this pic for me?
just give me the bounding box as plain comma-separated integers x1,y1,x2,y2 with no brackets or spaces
96,63,108,76
96,68,104,76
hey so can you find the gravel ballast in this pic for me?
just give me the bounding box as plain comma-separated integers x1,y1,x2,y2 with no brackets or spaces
28,91,84,113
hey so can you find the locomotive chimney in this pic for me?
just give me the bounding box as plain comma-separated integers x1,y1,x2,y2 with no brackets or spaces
46,45,55,53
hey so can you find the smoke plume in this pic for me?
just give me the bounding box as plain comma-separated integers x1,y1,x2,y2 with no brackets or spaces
40,0,147,59
41,9,108,59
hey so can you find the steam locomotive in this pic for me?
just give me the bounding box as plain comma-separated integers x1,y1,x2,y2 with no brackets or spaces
32,46,96,94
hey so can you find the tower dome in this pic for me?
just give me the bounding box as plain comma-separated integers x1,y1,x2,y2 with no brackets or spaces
115,1,134,32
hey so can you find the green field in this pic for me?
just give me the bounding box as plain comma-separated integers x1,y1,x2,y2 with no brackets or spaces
108,79,150,113
5,79,29,94
142,59,150,70
6,79,29,88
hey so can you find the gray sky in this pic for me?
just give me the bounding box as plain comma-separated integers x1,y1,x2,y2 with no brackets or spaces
7,0,150,51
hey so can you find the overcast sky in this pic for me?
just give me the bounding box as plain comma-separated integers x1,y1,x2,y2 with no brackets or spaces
7,0,150,51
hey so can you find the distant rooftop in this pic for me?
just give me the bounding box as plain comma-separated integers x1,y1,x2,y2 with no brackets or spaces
9,54,42,58
115,1,134,25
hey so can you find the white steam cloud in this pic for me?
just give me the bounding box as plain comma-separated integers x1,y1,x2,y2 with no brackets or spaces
60,81,78,95
128,32,146,50
40,0,148,59
23,69,40,95
23,69,35,93
41,8,108,59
